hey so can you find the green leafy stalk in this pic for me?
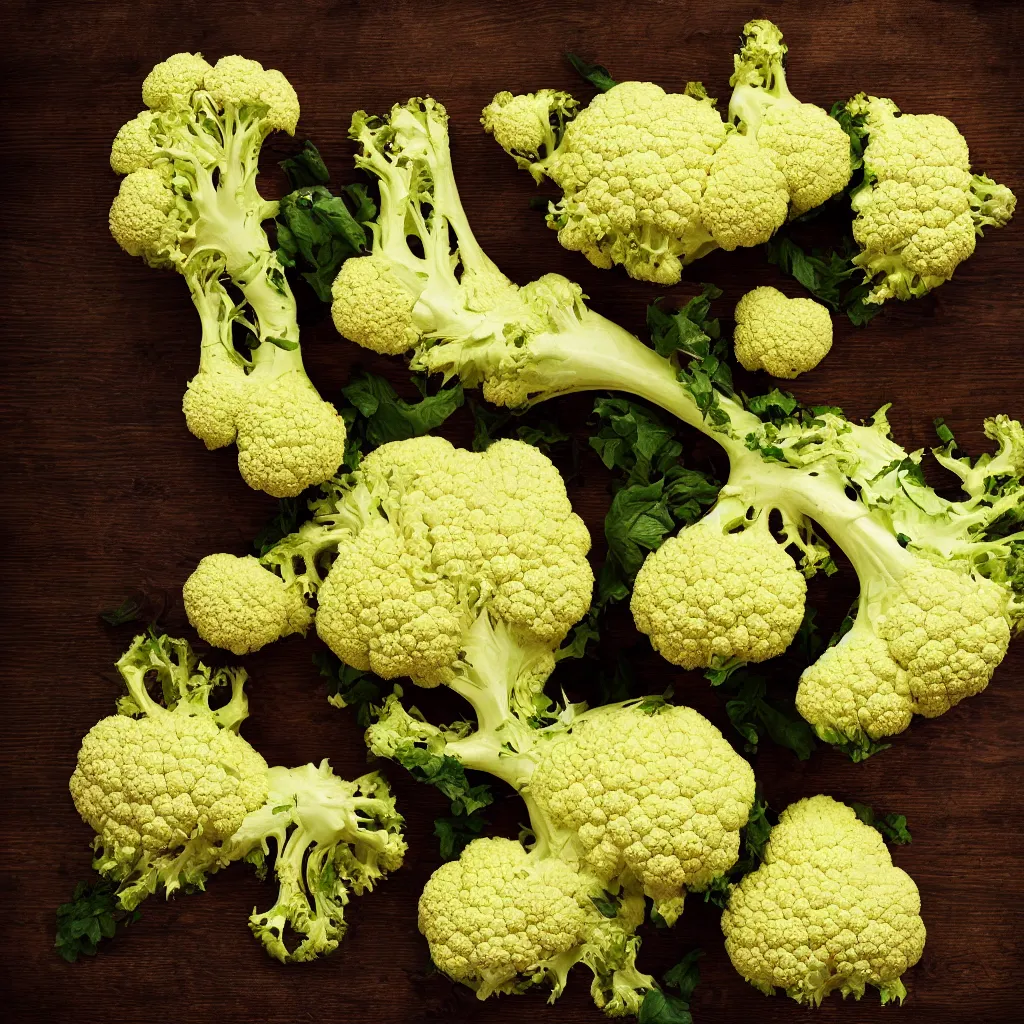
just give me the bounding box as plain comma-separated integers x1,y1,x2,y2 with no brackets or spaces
55,880,141,962
566,53,617,92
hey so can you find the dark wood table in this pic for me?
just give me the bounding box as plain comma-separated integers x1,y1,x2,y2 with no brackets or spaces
4,1,1022,1020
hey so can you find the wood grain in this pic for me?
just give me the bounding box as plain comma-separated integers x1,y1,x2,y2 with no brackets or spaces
2,1,1022,1021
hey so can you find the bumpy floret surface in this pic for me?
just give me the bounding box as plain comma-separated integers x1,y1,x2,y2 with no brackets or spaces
141,52,212,110
330,255,420,354
733,285,832,378
631,523,806,669
529,705,755,902
182,369,245,449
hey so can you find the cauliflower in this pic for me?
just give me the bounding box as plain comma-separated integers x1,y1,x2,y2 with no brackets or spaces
733,285,833,378
727,20,852,216
108,53,346,496
722,795,926,1005
312,94,1020,757
66,633,405,961
479,23,845,283
844,93,1015,304
631,514,806,670
184,435,594,675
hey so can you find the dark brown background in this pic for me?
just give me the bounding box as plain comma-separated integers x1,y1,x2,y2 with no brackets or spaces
3,0,1022,1021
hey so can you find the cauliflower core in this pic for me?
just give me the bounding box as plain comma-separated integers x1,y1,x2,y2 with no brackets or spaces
733,286,832,378
529,705,756,910
722,795,926,1005
315,437,593,686
631,521,806,669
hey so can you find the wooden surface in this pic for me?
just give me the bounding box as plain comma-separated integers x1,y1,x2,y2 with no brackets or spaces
3,1,1023,1021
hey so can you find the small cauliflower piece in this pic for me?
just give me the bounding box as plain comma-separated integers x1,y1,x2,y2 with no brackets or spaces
529,703,755,919
722,795,926,1005
876,563,1010,717
330,253,420,354
631,517,806,669
845,93,1015,303
733,286,832,378
481,89,579,171
67,633,406,962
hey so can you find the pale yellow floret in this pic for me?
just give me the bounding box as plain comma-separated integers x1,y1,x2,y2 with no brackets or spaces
110,111,158,174
699,133,788,251
183,552,314,654
631,520,806,669
108,167,180,268
203,55,300,134
141,52,212,110
234,373,348,497
182,368,245,449
722,795,926,1005
876,563,1010,717
480,90,577,164
330,254,420,354
733,286,832,378
528,705,755,912
315,437,594,686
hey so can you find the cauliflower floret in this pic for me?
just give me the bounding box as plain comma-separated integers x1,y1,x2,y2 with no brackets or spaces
419,837,592,994
183,553,313,654
234,372,348,497
733,285,832,378
141,52,212,110
203,54,300,133
876,563,1011,717
631,519,806,669
699,133,788,251
110,111,159,174
182,368,245,449
846,93,1015,302
544,81,728,283
722,795,926,1005
796,631,914,744
108,167,180,267
481,89,579,167
330,254,420,354
315,438,594,685
528,704,755,917
71,711,269,865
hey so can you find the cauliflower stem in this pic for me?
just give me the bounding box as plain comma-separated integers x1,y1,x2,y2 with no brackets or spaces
67,633,406,962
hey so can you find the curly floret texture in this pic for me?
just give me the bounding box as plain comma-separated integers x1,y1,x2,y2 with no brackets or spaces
876,563,1010,717
203,55,300,133
529,705,756,909
70,709,269,867
330,254,420,354
316,437,593,685
419,837,591,995
183,553,313,654
108,168,179,267
182,369,245,449
722,795,926,1005
141,52,212,110
631,521,806,669
733,286,832,378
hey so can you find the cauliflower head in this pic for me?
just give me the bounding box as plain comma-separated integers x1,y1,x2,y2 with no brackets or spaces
330,254,421,354
631,518,806,669
733,286,833,378
528,703,755,919
722,795,926,1005
316,437,593,685
846,93,1015,303
184,552,314,655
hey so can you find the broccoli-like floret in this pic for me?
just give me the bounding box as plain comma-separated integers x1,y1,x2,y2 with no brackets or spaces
843,93,1016,304
721,795,926,1005
65,633,406,962
727,19,853,217
732,285,833,378
108,53,347,496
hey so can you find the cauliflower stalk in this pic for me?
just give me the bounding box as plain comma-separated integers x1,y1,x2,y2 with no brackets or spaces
108,52,347,496
843,92,1016,304
733,285,833,378
479,21,849,283
68,633,406,962
722,795,926,1005
321,96,1020,756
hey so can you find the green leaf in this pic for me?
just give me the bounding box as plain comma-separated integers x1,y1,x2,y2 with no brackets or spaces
55,880,140,962
590,889,621,918
795,606,825,664
279,140,331,188
663,949,703,1001
342,372,464,449
719,670,817,760
253,494,311,555
389,740,495,817
638,990,693,1024
604,479,676,582
596,652,638,705
850,802,912,845
99,595,145,626
565,53,616,92
314,650,384,727
434,810,488,860
556,611,600,661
